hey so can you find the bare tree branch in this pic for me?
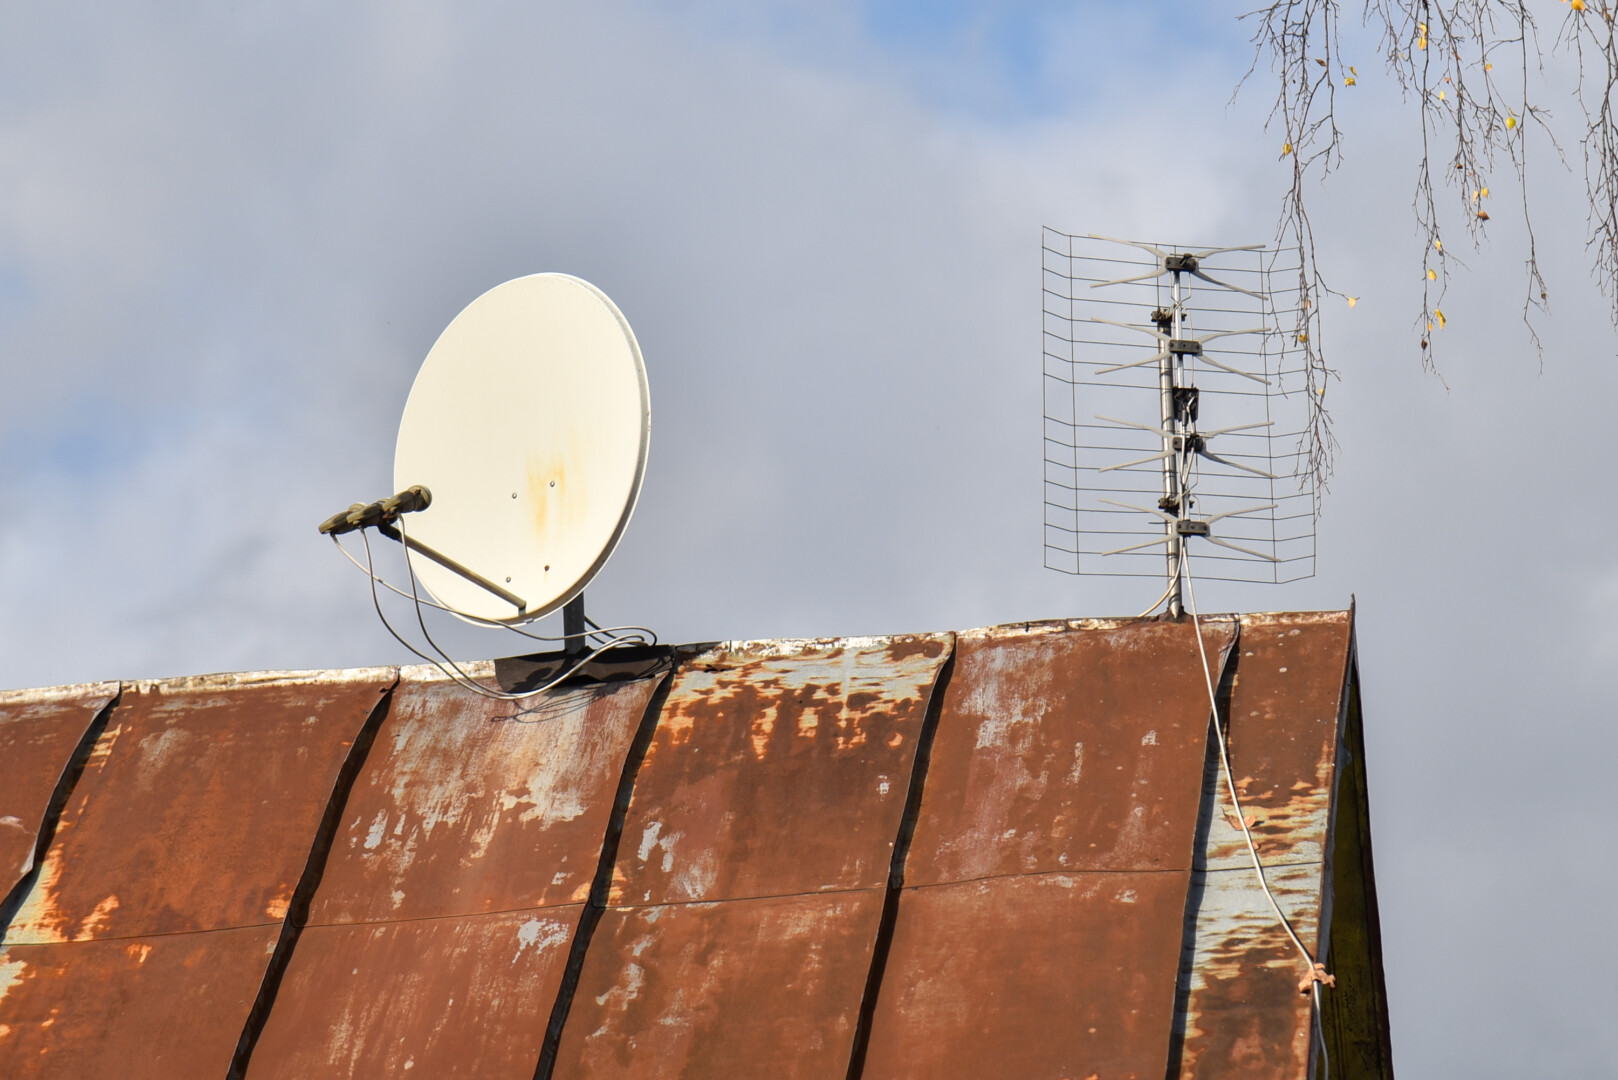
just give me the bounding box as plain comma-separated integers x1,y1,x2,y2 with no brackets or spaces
1241,0,1618,485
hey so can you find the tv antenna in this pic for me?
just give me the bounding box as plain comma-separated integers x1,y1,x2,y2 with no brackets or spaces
1042,231,1317,616
319,273,656,699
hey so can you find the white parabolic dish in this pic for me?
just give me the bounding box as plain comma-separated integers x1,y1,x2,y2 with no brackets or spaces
393,273,650,623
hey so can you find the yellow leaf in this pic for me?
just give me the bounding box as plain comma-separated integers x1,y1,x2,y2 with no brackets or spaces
1428,268,1437,280
1481,186,1490,197
1506,114,1517,129
1486,61,1494,70
1345,76,1357,86
1573,0,1586,11
1282,142,1293,157
1350,66,1358,76
1347,296,1358,308
1434,239,1442,251
1438,89,1447,100
1418,23,1428,49
1471,190,1480,200
1435,309,1447,328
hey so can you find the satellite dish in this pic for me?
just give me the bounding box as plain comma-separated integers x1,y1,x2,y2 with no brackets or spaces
392,273,650,623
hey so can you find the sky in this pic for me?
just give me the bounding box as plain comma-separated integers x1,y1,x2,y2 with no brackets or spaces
2,2,1614,1074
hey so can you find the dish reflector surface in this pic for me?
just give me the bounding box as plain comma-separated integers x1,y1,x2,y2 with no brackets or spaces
394,273,650,622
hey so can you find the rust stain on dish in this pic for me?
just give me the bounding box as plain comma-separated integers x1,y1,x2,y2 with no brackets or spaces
0,684,118,896
527,448,579,544
553,892,884,1080
0,925,280,1078
864,872,1189,1080
5,670,394,943
246,906,581,1080
310,667,658,924
908,619,1236,884
1175,611,1353,1079
610,634,952,905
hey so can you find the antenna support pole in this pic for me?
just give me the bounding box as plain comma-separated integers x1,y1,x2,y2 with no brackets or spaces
563,594,587,656
1160,271,1186,618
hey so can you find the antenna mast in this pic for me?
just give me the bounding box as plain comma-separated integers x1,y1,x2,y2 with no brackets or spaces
1159,269,1187,616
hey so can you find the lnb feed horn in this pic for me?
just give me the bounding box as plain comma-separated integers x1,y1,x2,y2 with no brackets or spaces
319,485,432,536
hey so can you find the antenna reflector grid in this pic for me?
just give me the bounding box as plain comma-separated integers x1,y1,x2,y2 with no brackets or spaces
1041,228,1317,586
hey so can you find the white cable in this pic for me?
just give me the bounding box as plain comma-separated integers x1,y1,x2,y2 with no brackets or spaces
331,533,655,646
353,528,661,711
1134,576,1179,618
391,518,657,702
1182,546,1331,1080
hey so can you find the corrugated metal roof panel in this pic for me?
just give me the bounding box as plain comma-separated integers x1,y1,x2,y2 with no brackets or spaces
0,927,281,1079
308,664,661,923
863,619,1237,1080
906,619,1236,882
246,661,664,1079
864,871,1191,1079
554,892,884,1079
0,668,394,1077
555,634,952,1077
607,635,951,905
5,670,395,942
1173,611,1354,1079
248,906,580,1080
0,683,118,900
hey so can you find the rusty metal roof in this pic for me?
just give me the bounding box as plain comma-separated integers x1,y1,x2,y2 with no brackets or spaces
0,683,117,904
551,635,951,1079
863,619,1236,1080
0,669,394,1078
0,613,1392,1079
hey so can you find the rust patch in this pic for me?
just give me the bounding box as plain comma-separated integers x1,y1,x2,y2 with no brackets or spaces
309,670,658,924
246,906,581,1080
907,619,1236,884
883,636,948,662
0,926,281,1077
864,872,1190,1080
5,671,394,943
552,891,884,1079
0,684,118,898
609,635,952,905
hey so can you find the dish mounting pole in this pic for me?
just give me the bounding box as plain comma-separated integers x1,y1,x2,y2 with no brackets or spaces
563,594,587,656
